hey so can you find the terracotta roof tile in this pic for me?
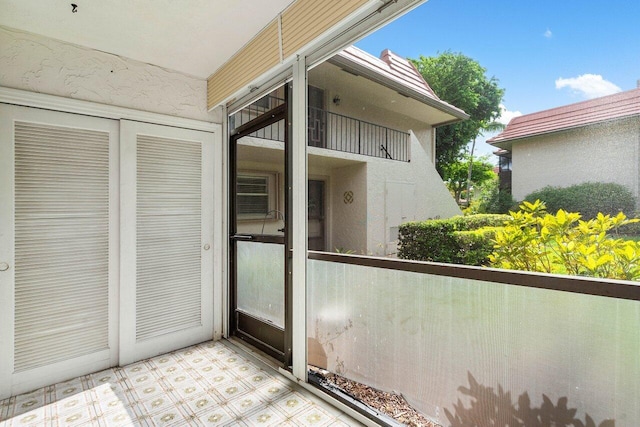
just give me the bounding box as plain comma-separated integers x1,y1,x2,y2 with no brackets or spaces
337,46,440,101
488,88,640,145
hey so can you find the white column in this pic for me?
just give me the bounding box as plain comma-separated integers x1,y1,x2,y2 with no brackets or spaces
215,105,227,340
291,56,308,380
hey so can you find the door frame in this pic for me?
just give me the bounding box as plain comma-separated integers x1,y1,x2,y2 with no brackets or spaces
229,93,292,363
308,178,328,251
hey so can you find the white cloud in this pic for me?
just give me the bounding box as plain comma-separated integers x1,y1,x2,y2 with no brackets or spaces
543,28,553,38
496,104,522,125
555,74,622,99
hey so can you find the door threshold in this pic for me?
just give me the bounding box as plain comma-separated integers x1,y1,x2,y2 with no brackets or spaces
225,336,286,372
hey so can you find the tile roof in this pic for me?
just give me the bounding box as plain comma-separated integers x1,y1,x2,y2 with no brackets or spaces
337,46,439,101
488,88,640,145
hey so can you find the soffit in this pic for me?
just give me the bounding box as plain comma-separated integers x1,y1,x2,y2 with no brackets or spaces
0,0,294,79
309,61,460,126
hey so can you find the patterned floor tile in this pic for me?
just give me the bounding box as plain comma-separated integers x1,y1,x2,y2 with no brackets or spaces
1,406,46,427
193,405,241,426
5,389,46,419
254,377,293,402
271,391,313,418
294,404,338,427
181,393,220,415
170,382,214,401
0,340,362,427
243,405,290,426
96,409,145,427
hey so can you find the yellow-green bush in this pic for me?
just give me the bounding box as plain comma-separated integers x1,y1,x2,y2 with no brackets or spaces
490,200,640,280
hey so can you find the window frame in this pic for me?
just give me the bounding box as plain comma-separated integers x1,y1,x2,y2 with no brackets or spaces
236,171,279,220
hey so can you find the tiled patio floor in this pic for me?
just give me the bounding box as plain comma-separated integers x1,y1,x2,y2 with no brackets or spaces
0,340,361,426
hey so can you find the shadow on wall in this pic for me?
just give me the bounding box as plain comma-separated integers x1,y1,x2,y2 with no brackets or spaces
445,372,615,427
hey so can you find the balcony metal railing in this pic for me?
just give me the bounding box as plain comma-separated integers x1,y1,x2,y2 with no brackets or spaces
230,96,410,162
308,106,410,162
230,95,287,142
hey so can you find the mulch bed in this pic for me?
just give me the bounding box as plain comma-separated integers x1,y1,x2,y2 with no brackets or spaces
310,367,441,427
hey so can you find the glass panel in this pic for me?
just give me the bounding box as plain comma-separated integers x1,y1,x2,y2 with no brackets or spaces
308,259,640,426
237,241,284,327
234,105,285,235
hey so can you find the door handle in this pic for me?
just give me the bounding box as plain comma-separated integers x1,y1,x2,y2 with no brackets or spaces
231,234,254,241
0,262,9,271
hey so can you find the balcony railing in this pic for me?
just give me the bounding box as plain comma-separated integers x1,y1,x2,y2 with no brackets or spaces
308,106,410,162
230,96,410,162
307,251,640,426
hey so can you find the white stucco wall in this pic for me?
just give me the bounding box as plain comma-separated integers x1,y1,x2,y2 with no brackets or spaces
330,164,368,253
0,26,218,122
366,130,461,256
511,117,640,202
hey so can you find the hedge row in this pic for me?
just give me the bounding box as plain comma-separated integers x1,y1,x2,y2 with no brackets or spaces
397,214,507,265
523,182,636,221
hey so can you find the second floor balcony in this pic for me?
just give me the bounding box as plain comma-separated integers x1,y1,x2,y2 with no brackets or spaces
230,95,411,162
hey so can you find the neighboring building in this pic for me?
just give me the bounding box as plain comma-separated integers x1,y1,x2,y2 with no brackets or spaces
488,88,640,202
232,46,467,256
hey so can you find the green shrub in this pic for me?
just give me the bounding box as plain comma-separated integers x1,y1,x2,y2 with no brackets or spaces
398,219,459,263
615,220,640,237
523,182,636,220
453,227,499,265
454,214,509,230
398,215,507,265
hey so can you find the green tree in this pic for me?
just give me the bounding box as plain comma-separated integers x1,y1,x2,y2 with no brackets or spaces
466,120,504,205
410,51,505,176
443,154,496,205
470,176,517,214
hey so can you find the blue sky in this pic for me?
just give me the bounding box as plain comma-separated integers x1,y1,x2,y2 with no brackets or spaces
355,0,640,159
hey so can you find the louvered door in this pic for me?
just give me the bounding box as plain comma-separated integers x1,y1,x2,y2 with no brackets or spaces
119,121,214,365
0,104,118,399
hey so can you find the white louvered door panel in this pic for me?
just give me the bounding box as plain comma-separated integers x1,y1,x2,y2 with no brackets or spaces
120,121,214,365
0,104,118,399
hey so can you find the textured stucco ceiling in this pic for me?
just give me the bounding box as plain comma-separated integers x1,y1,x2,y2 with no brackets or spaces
0,0,294,78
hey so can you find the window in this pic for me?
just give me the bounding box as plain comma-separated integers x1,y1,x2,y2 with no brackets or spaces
236,172,277,218
499,155,512,172
308,86,326,147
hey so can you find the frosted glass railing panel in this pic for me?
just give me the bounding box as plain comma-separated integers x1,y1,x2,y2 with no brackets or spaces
308,259,640,427
237,241,284,327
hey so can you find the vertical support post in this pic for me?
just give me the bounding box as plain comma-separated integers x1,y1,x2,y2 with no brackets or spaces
291,56,308,381
357,120,361,154
385,127,389,159
217,105,228,340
